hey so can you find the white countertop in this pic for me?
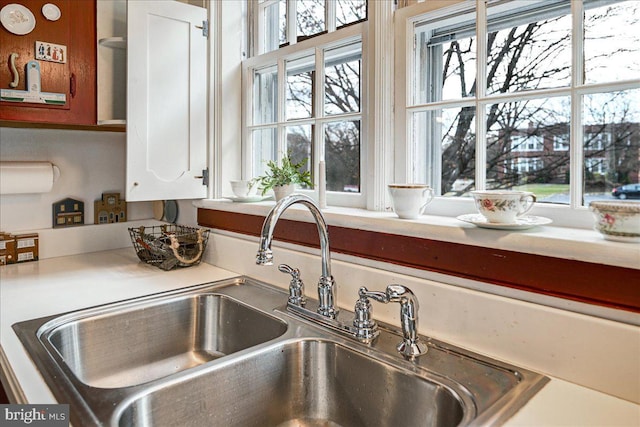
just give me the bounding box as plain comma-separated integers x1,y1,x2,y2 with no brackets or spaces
1,249,638,426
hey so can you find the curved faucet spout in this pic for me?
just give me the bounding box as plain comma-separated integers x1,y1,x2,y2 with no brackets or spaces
256,194,337,318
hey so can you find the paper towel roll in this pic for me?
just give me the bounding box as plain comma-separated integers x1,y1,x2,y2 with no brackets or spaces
0,162,60,194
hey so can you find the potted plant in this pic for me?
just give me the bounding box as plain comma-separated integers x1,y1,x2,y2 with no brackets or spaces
254,152,313,201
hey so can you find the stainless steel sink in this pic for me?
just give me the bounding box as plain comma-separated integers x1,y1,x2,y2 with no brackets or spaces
116,339,465,427
42,292,287,388
13,277,548,426
15,279,287,391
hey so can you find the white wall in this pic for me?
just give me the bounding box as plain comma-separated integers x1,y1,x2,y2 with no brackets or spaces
0,127,154,232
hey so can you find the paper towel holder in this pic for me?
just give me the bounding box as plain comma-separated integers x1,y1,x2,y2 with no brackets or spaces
0,161,61,195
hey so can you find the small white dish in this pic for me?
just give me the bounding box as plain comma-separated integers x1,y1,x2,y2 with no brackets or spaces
226,195,272,203
1,3,36,35
457,213,552,230
42,3,61,21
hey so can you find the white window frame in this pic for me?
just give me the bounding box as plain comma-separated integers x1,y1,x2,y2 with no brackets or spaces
394,0,640,226
243,19,367,208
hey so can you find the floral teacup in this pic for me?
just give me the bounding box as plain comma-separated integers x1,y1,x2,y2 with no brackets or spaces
470,190,536,223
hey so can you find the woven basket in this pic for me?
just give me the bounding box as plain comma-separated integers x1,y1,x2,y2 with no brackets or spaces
129,224,209,271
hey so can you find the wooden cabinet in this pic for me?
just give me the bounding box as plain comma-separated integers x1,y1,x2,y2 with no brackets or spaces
0,0,96,126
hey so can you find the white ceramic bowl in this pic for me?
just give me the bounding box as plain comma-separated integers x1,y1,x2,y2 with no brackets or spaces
589,200,640,243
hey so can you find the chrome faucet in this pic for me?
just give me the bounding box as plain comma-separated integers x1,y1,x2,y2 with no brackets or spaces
256,194,337,318
357,285,428,358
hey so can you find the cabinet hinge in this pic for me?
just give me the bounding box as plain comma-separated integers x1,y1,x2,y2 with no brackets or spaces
200,168,209,186
196,20,209,38
195,168,209,186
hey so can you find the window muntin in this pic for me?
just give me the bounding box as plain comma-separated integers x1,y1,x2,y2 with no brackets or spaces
402,0,640,210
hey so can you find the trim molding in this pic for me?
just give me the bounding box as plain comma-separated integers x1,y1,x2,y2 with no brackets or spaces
198,208,640,313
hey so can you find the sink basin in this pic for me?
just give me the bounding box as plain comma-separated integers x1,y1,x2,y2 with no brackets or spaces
41,292,287,388
13,277,547,426
116,339,465,427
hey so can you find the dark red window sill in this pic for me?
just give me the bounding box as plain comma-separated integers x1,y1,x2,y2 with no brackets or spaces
198,208,640,313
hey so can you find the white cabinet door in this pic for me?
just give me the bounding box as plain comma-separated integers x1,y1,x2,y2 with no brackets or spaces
126,1,207,202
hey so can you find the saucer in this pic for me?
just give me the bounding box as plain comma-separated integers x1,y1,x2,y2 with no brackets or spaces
42,3,61,21
1,4,36,35
226,195,272,203
457,214,552,230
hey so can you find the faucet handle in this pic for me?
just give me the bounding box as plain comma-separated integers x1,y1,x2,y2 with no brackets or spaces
278,264,306,307
358,284,428,359
352,287,380,342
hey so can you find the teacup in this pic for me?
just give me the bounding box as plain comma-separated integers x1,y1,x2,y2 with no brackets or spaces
388,184,434,219
470,190,536,223
230,180,257,198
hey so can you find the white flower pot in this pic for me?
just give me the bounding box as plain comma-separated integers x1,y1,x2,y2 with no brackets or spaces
272,184,295,201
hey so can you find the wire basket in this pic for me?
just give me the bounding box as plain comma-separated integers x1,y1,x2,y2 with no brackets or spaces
129,224,210,271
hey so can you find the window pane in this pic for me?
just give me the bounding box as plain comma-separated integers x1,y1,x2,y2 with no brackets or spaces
286,124,313,189
486,97,571,203
486,2,571,95
252,128,278,177
414,26,476,104
253,65,278,124
286,55,314,120
583,89,640,204
325,120,360,192
337,0,367,27
297,0,325,39
584,1,640,84
262,1,286,53
325,43,361,115
413,108,477,196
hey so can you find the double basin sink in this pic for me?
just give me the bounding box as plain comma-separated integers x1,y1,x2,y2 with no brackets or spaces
13,276,548,426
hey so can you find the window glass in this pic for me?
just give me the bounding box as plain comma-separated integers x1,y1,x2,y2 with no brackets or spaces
297,0,326,39
485,97,571,199
583,88,640,203
286,55,314,120
404,0,639,210
286,124,313,189
413,107,477,196
252,128,278,177
324,42,361,115
486,1,571,95
262,0,287,53
325,120,361,192
253,65,278,125
337,0,367,27
584,1,640,84
414,22,476,104
247,1,367,203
